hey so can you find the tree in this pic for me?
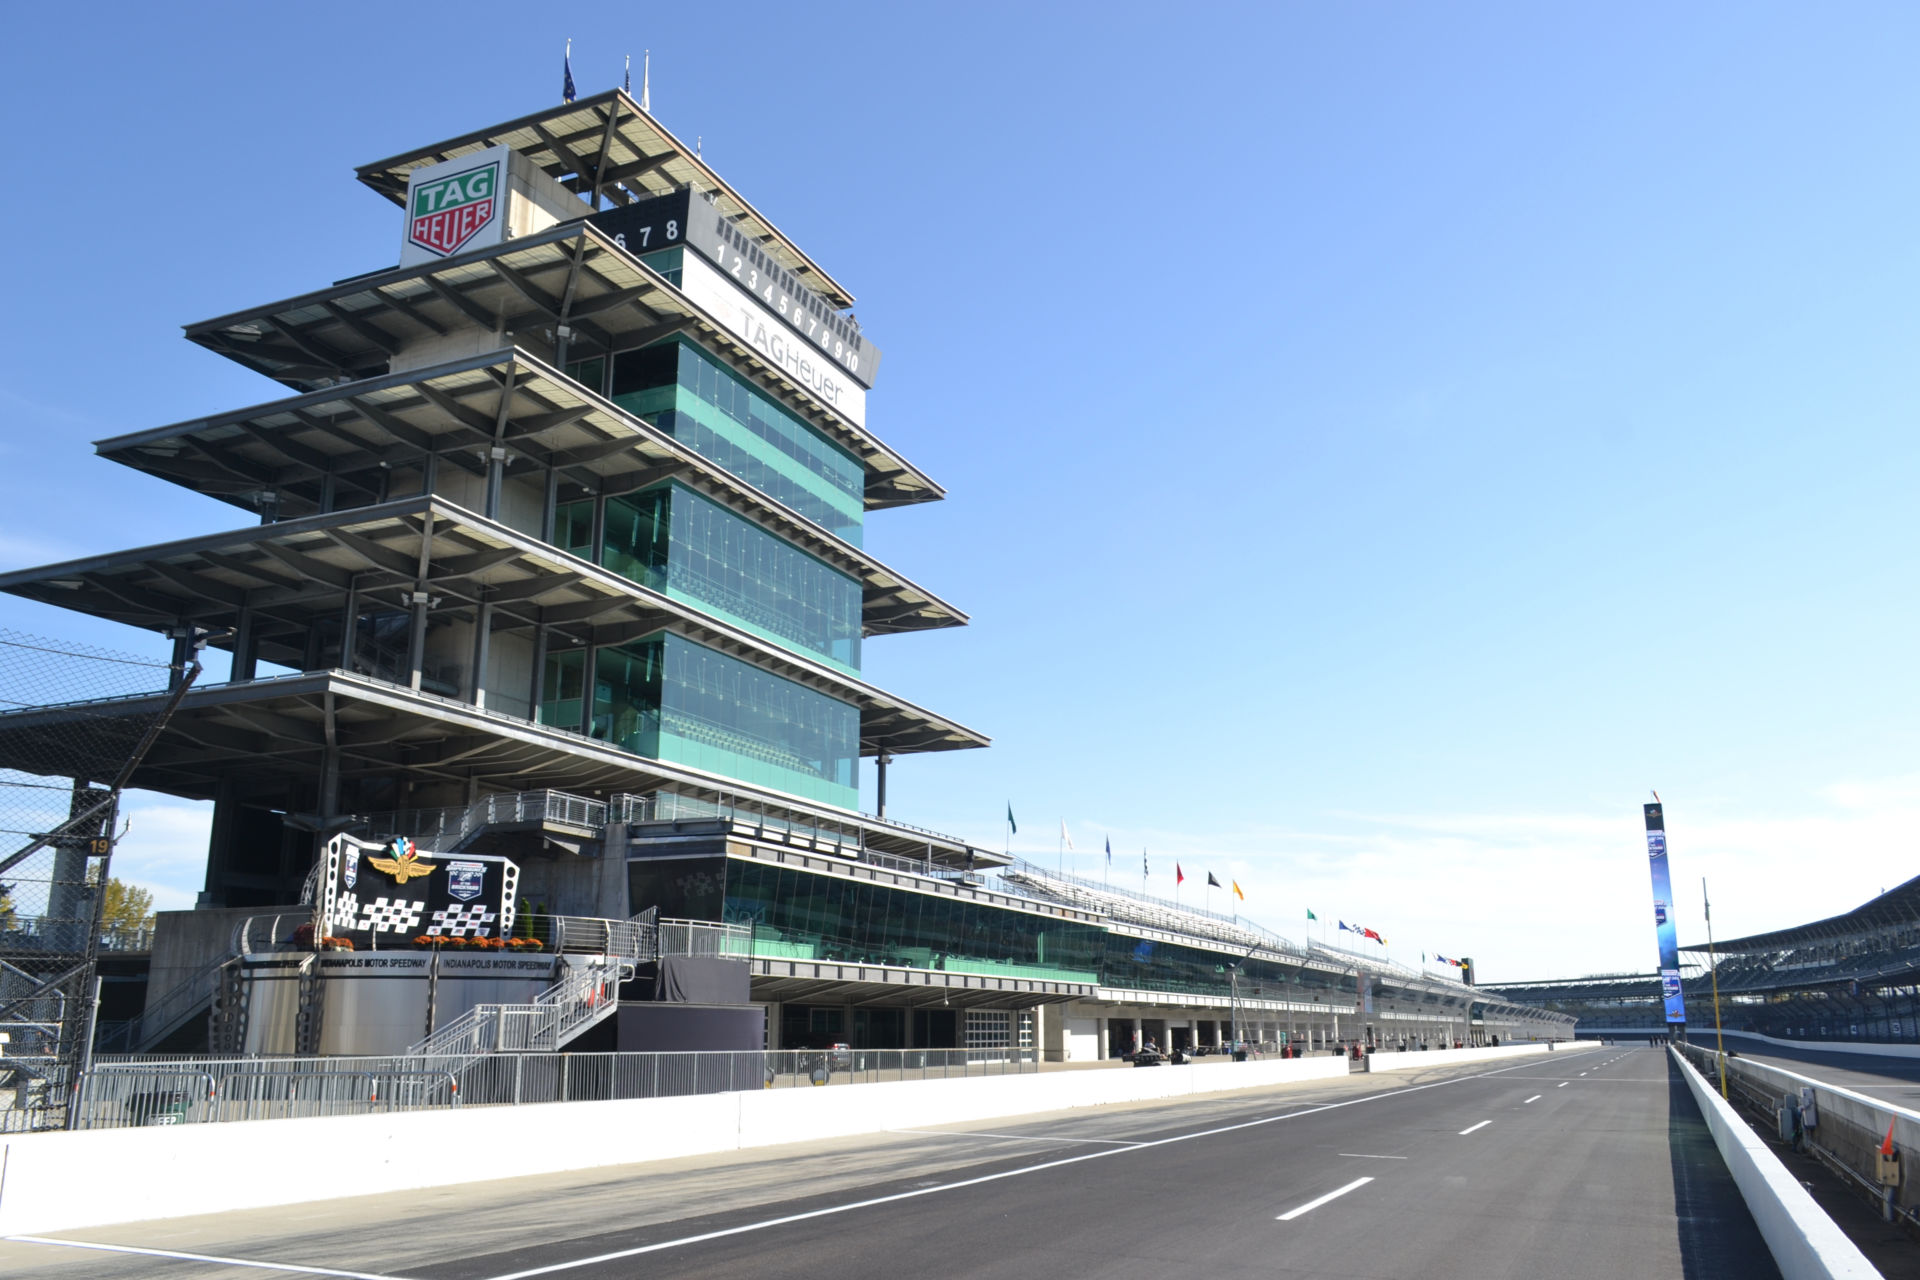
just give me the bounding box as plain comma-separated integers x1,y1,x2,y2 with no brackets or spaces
99,878,155,948
0,881,15,933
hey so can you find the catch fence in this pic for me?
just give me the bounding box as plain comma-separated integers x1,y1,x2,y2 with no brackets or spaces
51,1047,1038,1131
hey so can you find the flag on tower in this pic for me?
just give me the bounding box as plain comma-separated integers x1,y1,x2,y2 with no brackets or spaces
563,41,577,103
1307,908,1317,921
1006,803,1016,835
1233,880,1245,901
1176,864,1185,886
1207,872,1221,889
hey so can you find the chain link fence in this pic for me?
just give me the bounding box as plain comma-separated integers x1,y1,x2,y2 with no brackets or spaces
0,628,199,1130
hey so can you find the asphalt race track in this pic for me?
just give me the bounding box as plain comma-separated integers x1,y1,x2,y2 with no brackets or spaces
1,1047,1779,1280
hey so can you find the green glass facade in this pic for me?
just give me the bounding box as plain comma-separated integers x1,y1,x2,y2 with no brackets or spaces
695,859,1103,985
555,483,861,673
626,855,1342,1003
542,633,858,807
601,337,865,545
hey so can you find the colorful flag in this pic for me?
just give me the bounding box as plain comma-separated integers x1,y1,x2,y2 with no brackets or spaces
1176,864,1185,886
1006,803,1016,835
1307,908,1317,921
1143,848,1148,876
1207,872,1221,889
1339,920,1353,932
1363,927,1382,943
1233,880,1245,901
1105,837,1112,867
563,41,577,103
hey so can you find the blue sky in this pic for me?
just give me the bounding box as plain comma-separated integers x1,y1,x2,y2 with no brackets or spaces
2,3,1917,980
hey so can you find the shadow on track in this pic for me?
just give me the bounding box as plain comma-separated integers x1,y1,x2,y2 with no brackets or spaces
1666,1052,1781,1279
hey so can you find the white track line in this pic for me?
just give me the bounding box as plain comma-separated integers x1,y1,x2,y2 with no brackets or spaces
1524,1095,1541,1104
2,1237,413,1280
886,1128,1142,1147
1458,1120,1492,1135
1277,1176,1374,1220
1558,1082,1569,1087
466,1059,1553,1280
1338,1153,1408,1159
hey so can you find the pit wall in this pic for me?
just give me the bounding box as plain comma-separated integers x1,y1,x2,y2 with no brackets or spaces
0,1041,1582,1236
1669,1047,1878,1280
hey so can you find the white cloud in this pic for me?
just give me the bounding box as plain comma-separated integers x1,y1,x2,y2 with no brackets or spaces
109,793,213,912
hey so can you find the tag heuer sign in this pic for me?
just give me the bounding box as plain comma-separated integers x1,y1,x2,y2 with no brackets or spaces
409,158,499,257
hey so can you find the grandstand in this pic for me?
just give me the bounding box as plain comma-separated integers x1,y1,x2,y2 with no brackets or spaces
1483,971,1698,1036
1672,872,1920,1046
1489,873,1920,1046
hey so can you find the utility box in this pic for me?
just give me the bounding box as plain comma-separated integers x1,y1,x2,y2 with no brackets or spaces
1878,1148,1901,1188
1776,1096,1799,1143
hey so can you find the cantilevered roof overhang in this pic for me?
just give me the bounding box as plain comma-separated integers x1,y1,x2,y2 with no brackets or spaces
180,223,934,509
0,671,947,818
355,89,854,309
1681,872,1920,954
93,350,965,637
0,496,988,758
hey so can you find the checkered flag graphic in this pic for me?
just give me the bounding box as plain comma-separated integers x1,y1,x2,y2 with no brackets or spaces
355,896,425,934
426,904,498,938
329,891,360,933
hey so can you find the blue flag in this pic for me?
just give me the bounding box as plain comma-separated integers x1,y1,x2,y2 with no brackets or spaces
1105,836,1111,867
1006,802,1016,835
563,49,577,103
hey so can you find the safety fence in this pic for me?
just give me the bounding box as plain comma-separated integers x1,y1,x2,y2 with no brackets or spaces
57,1047,1039,1131
1679,1041,1920,1227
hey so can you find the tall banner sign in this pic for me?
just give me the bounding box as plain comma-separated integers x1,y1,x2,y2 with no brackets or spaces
1644,802,1687,1025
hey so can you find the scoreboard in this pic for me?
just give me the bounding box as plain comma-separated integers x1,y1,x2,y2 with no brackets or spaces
588,192,882,390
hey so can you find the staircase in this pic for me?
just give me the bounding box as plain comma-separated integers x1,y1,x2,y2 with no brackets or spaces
407,908,657,1056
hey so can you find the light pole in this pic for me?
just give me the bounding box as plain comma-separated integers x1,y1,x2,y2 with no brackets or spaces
1227,940,1260,1058
1705,877,1728,1099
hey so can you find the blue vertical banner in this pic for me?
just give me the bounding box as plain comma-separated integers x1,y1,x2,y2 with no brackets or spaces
1645,802,1687,1025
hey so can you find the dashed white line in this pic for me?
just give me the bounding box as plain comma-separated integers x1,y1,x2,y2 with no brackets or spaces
1524,1095,1542,1104
458,1058,1557,1280
1338,1152,1409,1159
1558,1082,1569,1087
1459,1120,1492,1135
1277,1176,1375,1220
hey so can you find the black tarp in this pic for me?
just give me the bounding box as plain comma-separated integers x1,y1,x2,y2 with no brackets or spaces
654,955,750,1004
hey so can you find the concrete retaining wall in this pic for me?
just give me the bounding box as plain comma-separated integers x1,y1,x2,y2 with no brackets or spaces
1712,1028,1920,1061
1669,1046,1878,1280
0,1041,1582,1235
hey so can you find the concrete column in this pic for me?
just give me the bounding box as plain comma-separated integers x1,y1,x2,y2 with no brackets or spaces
484,447,507,521
529,626,549,722
337,575,359,673
469,602,495,708
579,645,597,735
595,818,630,921
1096,1017,1109,1060
542,466,559,543
231,607,257,682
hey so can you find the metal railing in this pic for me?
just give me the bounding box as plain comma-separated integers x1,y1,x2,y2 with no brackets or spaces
67,1047,1040,1130
998,860,1308,960
658,918,752,958
357,789,610,854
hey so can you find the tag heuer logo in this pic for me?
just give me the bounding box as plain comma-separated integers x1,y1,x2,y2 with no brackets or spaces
408,160,499,257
